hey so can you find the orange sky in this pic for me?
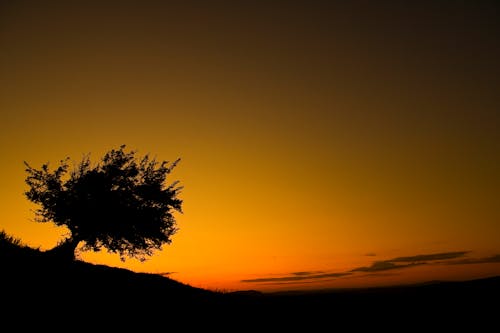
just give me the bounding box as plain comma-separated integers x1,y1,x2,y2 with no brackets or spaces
1,1,499,292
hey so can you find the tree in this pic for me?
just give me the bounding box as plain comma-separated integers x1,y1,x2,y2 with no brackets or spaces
24,145,183,262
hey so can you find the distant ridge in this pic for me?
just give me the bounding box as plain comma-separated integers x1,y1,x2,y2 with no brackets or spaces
265,275,500,296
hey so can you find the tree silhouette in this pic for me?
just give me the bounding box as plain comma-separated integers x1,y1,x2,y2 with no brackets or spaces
24,145,182,262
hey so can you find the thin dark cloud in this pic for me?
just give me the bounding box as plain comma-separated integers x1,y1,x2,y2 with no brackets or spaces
350,251,469,273
256,277,350,286
241,251,477,285
446,254,500,265
351,261,424,272
360,273,400,278
291,271,325,276
365,253,377,257
241,272,350,283
389,251,469,263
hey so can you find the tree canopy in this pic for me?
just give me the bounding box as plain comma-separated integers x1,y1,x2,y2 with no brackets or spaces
24,145,182,261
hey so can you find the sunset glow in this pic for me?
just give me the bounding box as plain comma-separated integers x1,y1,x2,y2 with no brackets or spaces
1,1,499,292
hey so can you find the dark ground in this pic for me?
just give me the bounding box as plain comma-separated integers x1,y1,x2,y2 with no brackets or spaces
2,241,498,330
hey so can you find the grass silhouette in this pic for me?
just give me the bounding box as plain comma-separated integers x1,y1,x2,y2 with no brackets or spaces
1,229,499,329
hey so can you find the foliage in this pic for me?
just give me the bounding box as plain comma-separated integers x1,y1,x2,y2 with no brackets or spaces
24,145,182,261
0,229,25,248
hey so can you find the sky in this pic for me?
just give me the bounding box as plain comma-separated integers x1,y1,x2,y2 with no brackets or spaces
1,1,499,292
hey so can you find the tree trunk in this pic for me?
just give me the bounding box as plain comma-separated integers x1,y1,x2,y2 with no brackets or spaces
47,236,80,261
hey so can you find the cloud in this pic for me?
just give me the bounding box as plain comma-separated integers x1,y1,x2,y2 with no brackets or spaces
389,251,469,263
291,271,325,276
365,253,377,257
241,251,477,285
361,272,400,278
351,261,423,272
241,272,351,283
446,254,500,265
350,251,469,273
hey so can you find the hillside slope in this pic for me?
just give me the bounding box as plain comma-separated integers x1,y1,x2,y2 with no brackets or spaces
2,233,499,329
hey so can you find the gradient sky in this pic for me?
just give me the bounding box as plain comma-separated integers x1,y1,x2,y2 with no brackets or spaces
1,1,499,292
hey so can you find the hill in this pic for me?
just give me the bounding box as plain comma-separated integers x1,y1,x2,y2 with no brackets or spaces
1,234,221,300
1,231,499,329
